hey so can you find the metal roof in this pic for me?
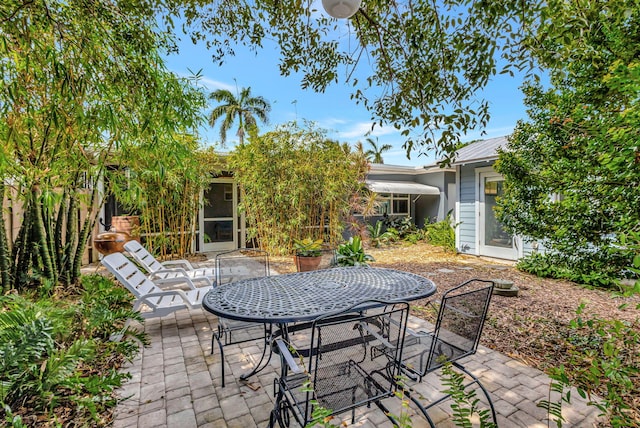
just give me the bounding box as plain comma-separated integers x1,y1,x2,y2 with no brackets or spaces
451,136,509,165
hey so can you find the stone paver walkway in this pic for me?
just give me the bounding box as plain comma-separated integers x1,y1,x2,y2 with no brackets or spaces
112,307,600,428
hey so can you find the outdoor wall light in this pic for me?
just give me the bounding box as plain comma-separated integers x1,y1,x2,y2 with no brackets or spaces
321,0,362,18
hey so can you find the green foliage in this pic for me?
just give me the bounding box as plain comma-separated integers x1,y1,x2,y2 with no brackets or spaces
366,220,395,248
109,139,215,259
293,238,324,257
516,251,632,290
208,86,271,145
0,0,207,291
539,304,640,427
0,274,145,425
424,214,457,251
440,361,497,428
538,367,573,428
336,236,375,267
228,121,368,255
383,216,417,239
173,1,539,163
363,137,392,164
495,1,640,290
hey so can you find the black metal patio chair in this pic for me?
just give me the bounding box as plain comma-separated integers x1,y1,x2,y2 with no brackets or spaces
211,248,271,387
269,300,410,428
398,279,497,427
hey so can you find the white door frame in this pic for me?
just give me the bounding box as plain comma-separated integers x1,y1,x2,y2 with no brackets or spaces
476,167,519,260
199,178,237,252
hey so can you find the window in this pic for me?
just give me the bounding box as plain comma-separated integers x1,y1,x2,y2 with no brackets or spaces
374,193,410,215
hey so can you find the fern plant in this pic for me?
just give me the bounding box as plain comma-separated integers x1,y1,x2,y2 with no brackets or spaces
0,274,146,425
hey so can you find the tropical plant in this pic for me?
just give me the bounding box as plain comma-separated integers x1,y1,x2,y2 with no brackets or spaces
367,220,395,248
383,216,417,239
363,137,393,164
228,120,368,255
0,274,145,425
425,213,457,252
494,0,640,289
0,0,206,292
208,86,271,145
293,238,324,257
336,236,375,267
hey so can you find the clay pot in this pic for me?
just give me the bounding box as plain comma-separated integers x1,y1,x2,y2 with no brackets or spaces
93,231,131,255
294,255,322,272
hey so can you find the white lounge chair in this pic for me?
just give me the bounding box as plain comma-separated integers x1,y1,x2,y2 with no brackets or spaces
124,240,215,286
101,252,208,318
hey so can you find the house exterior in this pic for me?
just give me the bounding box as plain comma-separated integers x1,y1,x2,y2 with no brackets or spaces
194,164,456,253
453,136,538,261
362,163,455,229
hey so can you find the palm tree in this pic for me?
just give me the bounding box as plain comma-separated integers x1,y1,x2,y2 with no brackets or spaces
208,86,271,145
363,137,393,164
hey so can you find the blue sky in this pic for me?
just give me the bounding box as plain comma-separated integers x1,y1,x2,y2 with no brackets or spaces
164,26,530,166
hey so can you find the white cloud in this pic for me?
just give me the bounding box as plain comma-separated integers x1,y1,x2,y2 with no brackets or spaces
197,77,235,92
337,121,398,139
172,70,236,92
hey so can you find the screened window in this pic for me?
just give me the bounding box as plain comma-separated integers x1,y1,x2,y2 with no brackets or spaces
374,193,410,215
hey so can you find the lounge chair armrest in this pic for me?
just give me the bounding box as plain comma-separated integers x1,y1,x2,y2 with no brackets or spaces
139,289,195,308
148,271,202,289
150,267,190,277
149,268,212,288
161,259,195,270
275,339,304,374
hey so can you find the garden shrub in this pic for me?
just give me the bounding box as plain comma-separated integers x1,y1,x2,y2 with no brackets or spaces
383,216,417,239
0,274,145,426
424,215,456,251
517,249,636,291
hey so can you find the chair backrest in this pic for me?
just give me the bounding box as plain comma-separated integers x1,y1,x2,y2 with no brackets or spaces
124,240,163,274
101,252,162,298
215,248,270,285
423,279,494,374
302,301,409,422
295,248,337,272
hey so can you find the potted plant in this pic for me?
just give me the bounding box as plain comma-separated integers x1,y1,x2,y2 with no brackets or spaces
293,238,324,272
336,236,375,267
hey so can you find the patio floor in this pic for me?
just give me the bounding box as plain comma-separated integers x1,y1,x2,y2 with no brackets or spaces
111,307,600,428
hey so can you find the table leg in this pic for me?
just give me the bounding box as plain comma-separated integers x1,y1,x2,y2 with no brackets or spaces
239,323,274,381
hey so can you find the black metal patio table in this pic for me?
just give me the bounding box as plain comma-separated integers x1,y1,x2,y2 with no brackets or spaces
203,266,436,324
202,266,437,381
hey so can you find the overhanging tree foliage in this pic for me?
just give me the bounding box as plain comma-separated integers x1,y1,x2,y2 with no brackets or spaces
165,0,538,162
228,121,368,255
495,0,640,288
0,0,207,291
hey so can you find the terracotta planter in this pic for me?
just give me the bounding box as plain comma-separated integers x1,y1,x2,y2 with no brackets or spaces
294,255,322,272
93,231,131,255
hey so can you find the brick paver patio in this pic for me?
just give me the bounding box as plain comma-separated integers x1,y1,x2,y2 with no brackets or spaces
112,307,600,428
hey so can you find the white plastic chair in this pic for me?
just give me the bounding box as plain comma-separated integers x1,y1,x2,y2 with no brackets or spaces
124,240,215,286
101,252,208,318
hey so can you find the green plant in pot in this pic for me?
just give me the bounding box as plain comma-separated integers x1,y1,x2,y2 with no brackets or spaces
336,236,375,267
293,238,324,271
